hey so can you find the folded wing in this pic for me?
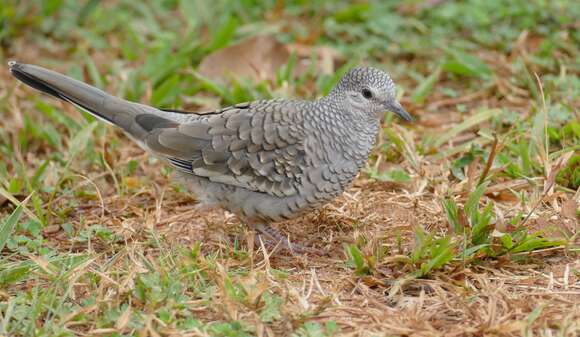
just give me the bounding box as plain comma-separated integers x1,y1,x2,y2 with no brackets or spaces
139,101,308,198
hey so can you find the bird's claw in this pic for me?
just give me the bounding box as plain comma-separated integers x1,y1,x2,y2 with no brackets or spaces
252,224,324,255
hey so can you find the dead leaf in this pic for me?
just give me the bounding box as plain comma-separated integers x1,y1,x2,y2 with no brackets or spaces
544,151,574,194
458,206,469,230
288,43,340,75
239,270,269,308
489,190,519,203
561,199,578,220
43,224,61,235
465,155,480,192
198,35,290,83
361,275,386,288
116,305,132,330
198,35,340,83
87,328,118,335
125,177,140,189
494,205,506,232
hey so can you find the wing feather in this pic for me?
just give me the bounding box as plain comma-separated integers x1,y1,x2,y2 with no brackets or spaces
144,101,308,197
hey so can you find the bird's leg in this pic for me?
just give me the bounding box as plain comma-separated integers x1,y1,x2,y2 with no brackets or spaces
251,223,314,254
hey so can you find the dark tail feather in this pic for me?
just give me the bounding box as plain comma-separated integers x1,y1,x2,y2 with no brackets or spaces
9,61,119,125
8,61,191,141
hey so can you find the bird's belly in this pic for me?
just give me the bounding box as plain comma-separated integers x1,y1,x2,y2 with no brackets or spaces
177,173,345,224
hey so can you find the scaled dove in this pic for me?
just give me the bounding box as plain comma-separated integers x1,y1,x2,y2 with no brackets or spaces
9,61,412,252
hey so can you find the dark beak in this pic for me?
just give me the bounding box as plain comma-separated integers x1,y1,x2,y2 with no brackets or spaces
386,100,413,122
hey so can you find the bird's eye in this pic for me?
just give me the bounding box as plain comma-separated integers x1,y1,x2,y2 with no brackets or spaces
362,88,373,99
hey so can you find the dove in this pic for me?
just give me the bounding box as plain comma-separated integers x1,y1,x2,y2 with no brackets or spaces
9,61,411,252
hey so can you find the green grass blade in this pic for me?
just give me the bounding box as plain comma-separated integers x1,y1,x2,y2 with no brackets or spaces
432,109,500,149
464,182,488,224
67,121,98,162
411,67,441,104
442,198,462,234
0,188,40,224
0,194,31,254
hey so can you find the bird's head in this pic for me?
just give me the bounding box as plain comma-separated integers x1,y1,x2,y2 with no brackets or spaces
331,66,412,122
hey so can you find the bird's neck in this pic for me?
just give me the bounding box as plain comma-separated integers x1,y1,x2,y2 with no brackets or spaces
309,97,380,166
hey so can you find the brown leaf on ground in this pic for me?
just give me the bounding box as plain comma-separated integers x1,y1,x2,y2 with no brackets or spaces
198,35,340,83
544,151,574,194
199,35,289,83
288,43,341,75
561,199,578,220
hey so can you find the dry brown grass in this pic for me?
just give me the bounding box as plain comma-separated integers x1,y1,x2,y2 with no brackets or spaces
1,2,579,336
3,76,577,334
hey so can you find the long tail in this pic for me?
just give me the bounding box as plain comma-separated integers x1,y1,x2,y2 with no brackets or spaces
9,61,185,141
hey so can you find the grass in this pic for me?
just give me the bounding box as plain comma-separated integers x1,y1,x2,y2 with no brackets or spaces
1,0,579,336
